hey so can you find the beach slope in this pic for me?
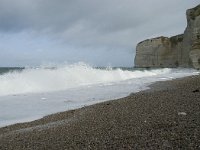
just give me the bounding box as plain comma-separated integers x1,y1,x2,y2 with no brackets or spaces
0,75,200,149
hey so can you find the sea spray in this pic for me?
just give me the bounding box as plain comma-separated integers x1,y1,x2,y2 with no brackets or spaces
0,62,172,96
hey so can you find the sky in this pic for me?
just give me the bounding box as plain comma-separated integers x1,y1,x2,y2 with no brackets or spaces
0,0,199,67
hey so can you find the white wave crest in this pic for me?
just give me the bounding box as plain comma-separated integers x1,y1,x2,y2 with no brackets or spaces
0,62,175,96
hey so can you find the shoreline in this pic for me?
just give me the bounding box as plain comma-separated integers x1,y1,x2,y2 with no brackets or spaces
0,69,198,128
0,75,200,149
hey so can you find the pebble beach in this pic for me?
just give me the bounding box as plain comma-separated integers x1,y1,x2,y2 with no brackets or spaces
0,75,200,149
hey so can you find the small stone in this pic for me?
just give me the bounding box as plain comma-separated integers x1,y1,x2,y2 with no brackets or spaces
192,89,199,93
178,112,187,116
163,140,172,148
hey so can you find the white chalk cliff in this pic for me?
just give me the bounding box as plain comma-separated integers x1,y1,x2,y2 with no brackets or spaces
134,4,200,69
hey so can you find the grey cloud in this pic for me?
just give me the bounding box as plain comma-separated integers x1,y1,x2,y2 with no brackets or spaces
0,0,199,51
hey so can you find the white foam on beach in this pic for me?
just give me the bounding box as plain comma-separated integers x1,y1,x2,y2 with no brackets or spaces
0,63,199,127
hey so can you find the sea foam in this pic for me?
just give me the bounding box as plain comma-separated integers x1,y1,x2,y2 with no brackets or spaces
0,62,172,96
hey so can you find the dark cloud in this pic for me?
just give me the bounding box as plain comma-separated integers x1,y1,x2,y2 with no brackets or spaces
0,0,199,66
0,1,198,41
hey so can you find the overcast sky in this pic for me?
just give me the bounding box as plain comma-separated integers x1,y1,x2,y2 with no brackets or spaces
0,0,199,67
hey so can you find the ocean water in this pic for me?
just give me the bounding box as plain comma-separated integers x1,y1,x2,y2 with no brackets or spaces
0,63,199,127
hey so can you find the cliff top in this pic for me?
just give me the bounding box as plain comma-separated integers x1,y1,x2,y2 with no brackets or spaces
138,36,168,45
187,4,200,20
138,34,184,45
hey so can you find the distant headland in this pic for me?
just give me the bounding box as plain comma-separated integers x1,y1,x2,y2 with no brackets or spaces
134,4,200,69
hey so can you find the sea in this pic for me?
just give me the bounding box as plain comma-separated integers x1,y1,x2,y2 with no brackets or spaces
0,62,199,127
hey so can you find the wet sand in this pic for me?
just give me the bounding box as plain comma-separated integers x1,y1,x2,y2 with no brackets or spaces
0,75,200,149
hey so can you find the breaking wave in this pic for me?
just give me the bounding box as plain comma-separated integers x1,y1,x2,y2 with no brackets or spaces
0,62,193,96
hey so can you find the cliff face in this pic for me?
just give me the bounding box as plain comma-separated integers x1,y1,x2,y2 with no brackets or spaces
187,5,200,69
134,4,200,69
134,35,183,68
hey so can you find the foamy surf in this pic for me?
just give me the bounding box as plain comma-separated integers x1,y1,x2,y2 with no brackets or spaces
0,63,172,96
0,62,199,127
